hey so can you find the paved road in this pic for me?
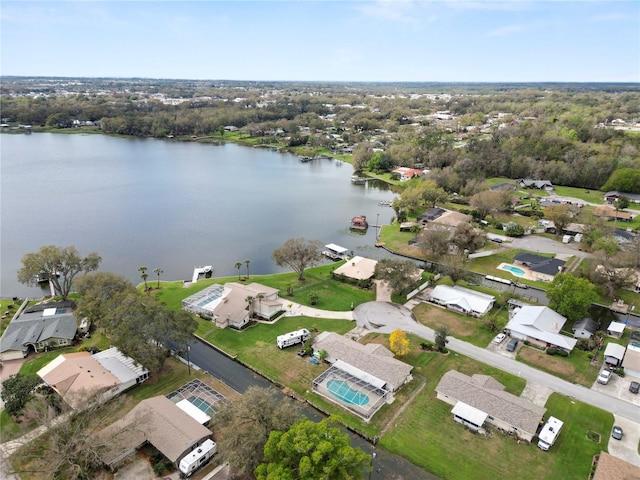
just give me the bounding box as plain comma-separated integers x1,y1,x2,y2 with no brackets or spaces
353,301,640,422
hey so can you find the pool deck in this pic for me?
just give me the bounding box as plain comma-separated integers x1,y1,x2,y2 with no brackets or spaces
497,262,537,281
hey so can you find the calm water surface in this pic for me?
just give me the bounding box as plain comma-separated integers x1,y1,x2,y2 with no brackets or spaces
1,133,398,297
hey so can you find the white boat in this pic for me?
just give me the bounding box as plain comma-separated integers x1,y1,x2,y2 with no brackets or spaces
192,266,213,283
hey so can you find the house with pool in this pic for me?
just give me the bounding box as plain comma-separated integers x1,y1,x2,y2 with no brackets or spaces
510,252,566,282
506,305,577,352
182,282,282,328
311,332,413,421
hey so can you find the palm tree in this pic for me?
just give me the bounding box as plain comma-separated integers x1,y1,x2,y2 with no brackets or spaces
153,267,163,289
256,293,265,318
138,266,148,290
244,259,251,280
234,262,242,281
245,296,254,318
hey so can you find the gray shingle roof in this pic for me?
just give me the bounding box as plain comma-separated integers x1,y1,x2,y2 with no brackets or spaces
0,309,77,354
435,370,546,436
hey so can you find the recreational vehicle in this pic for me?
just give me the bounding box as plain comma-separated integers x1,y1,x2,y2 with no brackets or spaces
276,329,311,349
179,439,217,477
537,417,563,451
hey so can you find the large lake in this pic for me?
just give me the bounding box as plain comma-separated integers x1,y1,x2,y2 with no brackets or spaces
1,133,398,298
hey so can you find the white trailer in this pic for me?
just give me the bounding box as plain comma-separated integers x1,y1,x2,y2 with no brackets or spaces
537,416,563,451
179,439,217,477
276,328,311,349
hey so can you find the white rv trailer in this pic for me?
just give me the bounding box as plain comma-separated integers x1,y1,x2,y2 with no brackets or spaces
537,416,563,451
276,328,311,349
179,439,217,477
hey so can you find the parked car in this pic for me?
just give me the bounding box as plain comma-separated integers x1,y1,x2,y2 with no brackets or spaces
493,333,507,344
612,426,623,440
629,381,640,394
506,338,519,352
597,369,612,385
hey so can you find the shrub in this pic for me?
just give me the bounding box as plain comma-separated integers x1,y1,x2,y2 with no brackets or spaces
505,223,525,237
546,347,559,356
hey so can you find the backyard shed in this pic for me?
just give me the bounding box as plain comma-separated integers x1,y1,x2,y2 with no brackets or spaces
606,321,625,339
603,343,626,367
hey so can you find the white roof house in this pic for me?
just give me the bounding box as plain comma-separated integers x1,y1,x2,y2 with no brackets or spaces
506,306,577,351
622,343,640,378
607,321,625,338
428,285,495,317
603,343,626,366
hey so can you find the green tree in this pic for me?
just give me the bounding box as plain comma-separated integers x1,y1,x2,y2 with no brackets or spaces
234,261,242,280
440,254,468,285
435,325,449,352
374,258,421,295
451,222,486,253
469,190,512,219
613,196,630,211
153,267,163,288
255,417,370,480
547,273,598,322
418,226,451,259
543,204,579,238
214,387,301,478
602,168,640,193
1,373,41,417
138,266,149,290
352,142,373,172
245,259,251,279
17,245,102,300
272,238,323,281
75,272,135,329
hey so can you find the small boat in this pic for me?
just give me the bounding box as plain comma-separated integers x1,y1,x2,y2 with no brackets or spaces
350,215,368,231
378,200,393,207
299,156,313,162
322,244,350,261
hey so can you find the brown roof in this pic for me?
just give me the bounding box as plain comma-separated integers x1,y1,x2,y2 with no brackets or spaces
431,210,472,227
622,348,640,371
37,352,120,409
333,256,378,280
592,452,640,480
594,205,633,220
96,396,211,465
435,370,546,436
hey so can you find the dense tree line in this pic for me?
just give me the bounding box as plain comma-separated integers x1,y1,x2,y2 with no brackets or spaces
2,78,639,190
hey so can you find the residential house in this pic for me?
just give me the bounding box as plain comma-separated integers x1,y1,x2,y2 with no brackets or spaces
603,191,640,205
519,179,553,190
594,205,633,222
513,252,566,282
572,318,598,339
612,228,637,244
506,306,577,351
603,343,626,367
333,256,378,282
182,282,282,328
592,452,640,480
417,207,446,223
431,210,472,229
606,321,625,339
392,167,424,182
0,302,78,361
94,396,212,469
37,347,149,409
428,285,495,317
311,332,413,392
435,370,546,442
622,343,640,378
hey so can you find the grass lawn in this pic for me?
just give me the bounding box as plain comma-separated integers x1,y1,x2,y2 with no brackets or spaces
517,347,600,387
552,185,607,205
413,302,498,347
153,263,376,312
380,347,611,480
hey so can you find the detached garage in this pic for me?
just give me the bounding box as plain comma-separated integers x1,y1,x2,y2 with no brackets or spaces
603,343,626,367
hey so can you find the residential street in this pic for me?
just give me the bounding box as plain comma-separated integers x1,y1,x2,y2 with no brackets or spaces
353,299,640,467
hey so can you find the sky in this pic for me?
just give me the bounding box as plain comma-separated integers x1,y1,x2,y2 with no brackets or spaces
1,1,639,83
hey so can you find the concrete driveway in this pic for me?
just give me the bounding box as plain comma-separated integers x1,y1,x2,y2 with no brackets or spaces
508,235,593,259
591,373,640,407
608,415,640,467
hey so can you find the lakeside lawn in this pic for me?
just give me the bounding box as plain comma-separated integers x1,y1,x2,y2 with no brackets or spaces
153,262,377,312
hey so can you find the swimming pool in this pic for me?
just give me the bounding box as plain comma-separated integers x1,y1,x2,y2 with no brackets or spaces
500,264,525,277
326,379,370,406
188,396,213,414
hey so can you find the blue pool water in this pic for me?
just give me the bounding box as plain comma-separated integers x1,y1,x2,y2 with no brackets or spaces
326,379,370,406
500,264,525,277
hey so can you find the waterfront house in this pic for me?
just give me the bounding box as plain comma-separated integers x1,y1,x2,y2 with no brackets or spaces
506,306,577,351
428,285,495,317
